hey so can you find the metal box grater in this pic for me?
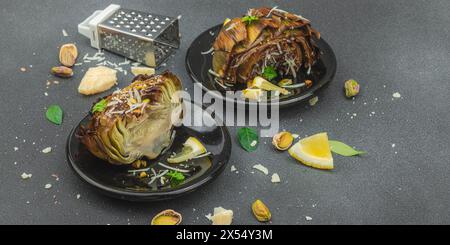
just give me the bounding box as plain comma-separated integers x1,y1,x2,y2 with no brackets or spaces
78,4,180,67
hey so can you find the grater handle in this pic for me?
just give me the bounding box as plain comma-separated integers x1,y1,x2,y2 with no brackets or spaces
78,4,121,49
78,10,102,48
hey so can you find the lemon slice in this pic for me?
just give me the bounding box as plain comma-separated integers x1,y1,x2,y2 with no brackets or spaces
242,88,265,101
288,133,334,170
249,76,289,95
167,137,207,164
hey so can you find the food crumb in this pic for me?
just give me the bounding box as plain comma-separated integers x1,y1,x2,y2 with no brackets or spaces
305,216,313,221
44,184,52,189
44,92,48,96
21,173,32,180
393,92,401,98
253,164,269,175
230,165,237,172
250,140,257,147
392,143,396,148
62,29,68,37
76,194,81,199
42,147,52,153
20,67,27,72
14,147,19,151
292,134,299,139
271,173,281,183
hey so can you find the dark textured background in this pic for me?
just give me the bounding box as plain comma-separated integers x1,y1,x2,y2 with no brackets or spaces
0,0,449,225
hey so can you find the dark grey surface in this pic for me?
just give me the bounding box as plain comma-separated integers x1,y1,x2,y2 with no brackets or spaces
0,0,449,225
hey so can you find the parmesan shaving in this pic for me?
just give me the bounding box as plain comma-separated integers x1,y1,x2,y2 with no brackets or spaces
253,164,269,175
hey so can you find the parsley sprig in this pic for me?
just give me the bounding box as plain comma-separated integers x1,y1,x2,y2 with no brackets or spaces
262,66,278,81
241,15,259,25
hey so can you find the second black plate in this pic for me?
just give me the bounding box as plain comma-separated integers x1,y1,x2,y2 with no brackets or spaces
186,24,337,108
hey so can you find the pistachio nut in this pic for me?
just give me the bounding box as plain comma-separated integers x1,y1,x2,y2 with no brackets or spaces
344,79,360,98
151,209,182,225
252,200,271,222
272,131,294,151
51,66,73,78
131,159,147,169
59,43,78,67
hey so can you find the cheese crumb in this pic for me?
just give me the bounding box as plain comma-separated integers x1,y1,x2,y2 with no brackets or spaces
292,134,299,139
393,92,401,98
253,164,269,175
76,194,81,199
250,140,257,147
207,207,233,225
44,184,52,189
305,216,313,221
21,173,32,180
14,147,19,151
230,165,237,172
271,173,281,183
42,147,52,153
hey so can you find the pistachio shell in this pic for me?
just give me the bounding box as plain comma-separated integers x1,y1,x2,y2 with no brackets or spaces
151,209,182,225
252,200,272,222
272,131,294,151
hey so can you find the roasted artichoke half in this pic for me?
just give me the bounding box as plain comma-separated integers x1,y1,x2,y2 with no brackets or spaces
212,7,321,85
78,71,183,165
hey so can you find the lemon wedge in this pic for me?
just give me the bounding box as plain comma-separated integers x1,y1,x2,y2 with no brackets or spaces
288,133,334,170
242,88,265,101
223,18,231,26
249,76,289,95
167,137,207,164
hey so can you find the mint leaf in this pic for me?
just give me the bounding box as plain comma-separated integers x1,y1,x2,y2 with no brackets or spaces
262,66,278,81
92,99,108,113
241,15,259,25
329,140,366,156
237,127,259,152
46,105,63,125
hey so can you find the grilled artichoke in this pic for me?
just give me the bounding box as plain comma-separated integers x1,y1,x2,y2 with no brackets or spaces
78,71,183,165
212,7,320,85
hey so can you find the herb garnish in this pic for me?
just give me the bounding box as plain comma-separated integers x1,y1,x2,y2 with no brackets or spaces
242,15,259,25
329,140,366,156
46,105,63,125
166,170,185,187
262,66,278,81
92,99,108,113
237,127,259,152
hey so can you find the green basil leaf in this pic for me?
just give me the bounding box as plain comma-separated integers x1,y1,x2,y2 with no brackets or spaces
329,140,366,156
241,15,259,25
46,105,63,125
92,99,108,113
237,127,259,152
262,66,278,81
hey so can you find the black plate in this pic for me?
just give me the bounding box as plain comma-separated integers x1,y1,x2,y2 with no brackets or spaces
66,101,231,201
186,25,337,108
